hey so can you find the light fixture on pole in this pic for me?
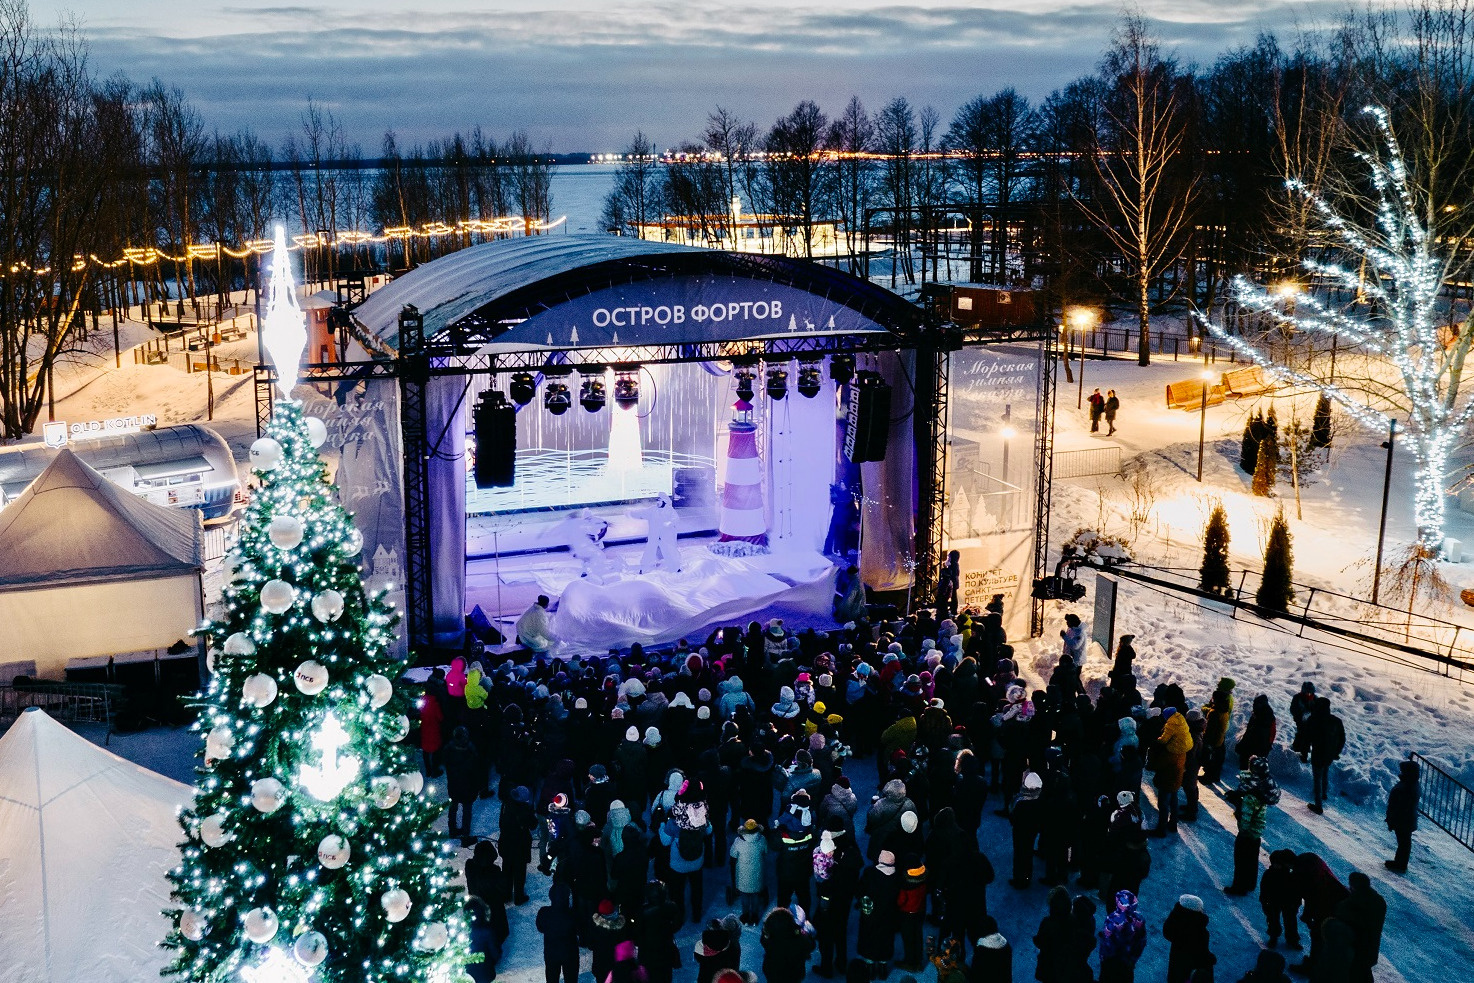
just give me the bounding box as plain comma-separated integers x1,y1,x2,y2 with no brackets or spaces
1065,307,1095,409
1196,368,1214,482
1372,418,1397,604
261,223,307,399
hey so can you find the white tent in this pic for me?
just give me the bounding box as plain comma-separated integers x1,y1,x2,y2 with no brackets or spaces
0,707,190,983
0,448,204,679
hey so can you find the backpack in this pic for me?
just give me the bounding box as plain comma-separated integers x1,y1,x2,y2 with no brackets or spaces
676,826,705,862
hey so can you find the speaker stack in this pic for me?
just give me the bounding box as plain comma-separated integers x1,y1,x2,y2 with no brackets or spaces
473,389,516,488
844,371,891,463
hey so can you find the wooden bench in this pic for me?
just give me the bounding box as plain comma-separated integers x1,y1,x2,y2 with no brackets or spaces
1166,379,1227,410
1221,365,1274,397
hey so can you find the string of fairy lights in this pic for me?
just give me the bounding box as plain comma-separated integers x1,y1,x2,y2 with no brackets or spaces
4,215,567,276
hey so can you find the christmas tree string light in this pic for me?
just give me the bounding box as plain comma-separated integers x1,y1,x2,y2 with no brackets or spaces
164,243,471,983
1195,105,1470,554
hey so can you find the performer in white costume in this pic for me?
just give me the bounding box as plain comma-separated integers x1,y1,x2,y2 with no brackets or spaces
515,594,556,654
632,493,681,574
559,509,614,581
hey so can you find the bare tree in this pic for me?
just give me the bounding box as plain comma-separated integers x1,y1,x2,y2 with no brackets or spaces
875,97,919,284
142,80,205,310
505,130,555,232
827,96,874,271
763,100,830,258
601,131,660,236
947,89,1036,281
1079,12,1199,364
703,107,760,242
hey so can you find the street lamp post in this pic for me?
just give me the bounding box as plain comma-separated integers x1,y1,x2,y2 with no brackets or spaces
1372,418,1397,604
1065,307,1095,409
1196,369,1213,481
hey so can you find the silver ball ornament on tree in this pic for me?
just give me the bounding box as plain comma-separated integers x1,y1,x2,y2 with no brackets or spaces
414,921,449,952
380,888,412,923
223,632,256,657
259,579,296,614
241,673,278,708
293,660,329,696
293,930,329,967
310,589,344,623
248,437,283,471
386,714,410,742
199,812,231,847
242,906,279,944
268,515,304,551
395,771,424,796
250,777,286,814
342,526,363,557
364,673,392,708
206,724,234,752
178,908,206,941
371,775,402,809
317,834,351,869
305,416,328,449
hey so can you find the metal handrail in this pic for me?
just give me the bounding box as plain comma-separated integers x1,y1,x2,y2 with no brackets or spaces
1411,753,1474,853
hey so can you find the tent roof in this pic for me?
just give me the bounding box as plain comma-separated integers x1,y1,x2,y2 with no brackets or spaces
0,708,190,983
0,448,203,589
351,234,923,352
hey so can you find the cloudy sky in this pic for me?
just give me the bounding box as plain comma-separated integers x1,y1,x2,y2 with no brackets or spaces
37,0,1368,152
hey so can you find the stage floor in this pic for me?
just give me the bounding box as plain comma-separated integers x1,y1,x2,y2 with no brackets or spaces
466,535,838,654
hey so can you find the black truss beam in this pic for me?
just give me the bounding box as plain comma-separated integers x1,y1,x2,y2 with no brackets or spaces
396,306,434,652
1030,333,1059,636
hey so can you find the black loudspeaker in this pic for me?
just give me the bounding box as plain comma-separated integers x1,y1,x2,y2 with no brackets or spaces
474,390,516,488
844,371,891,463
673,466,716,509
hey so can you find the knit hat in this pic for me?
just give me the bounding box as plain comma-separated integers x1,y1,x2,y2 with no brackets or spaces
836,775,851,789
900,811,918,833
766,619,785,639
597,899,615,916
906,862,926,880
1022,771,1043,792
625,725,639,741
551,793,569,810
698,687,712,702
575,697,588,709
1178,894,1204,912
979,933,1009,950
644,727,662,747
1116,790,1135,808
1162,707,1178,720
697,706,712,720
877,849,896,867
589,764,607,780
814,701,827,715
743,819,760,833
1217,677,1236,692
825,814,846,832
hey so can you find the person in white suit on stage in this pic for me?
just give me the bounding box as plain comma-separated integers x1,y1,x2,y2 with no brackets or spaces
632,493,681,574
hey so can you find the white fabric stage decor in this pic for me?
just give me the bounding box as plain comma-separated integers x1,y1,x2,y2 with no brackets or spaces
0,708,190,983
537,547,836,652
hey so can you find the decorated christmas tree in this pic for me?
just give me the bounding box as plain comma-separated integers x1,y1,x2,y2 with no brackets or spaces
164,225,470,983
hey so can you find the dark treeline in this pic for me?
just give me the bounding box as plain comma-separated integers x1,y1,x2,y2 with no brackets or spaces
603,6,1474,366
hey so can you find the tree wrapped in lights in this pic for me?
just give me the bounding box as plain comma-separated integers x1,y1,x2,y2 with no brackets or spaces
1199,106,1471,554
164,227,470,983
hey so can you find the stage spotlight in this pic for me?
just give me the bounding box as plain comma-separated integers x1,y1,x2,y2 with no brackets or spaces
509,372,537,406
766,367,788,400
613,369,640,409
796,363,822,398
580,378,607,412
829,353,855,385
544,382,572,415
735,369,756,401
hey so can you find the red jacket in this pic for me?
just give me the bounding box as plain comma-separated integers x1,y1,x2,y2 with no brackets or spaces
420,693,445,753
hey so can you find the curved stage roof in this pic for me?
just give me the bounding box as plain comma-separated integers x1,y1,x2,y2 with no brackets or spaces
351,235,923,354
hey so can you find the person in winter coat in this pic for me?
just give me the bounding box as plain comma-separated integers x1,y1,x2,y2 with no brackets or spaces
661,778,713,923
1291,853,1348,977
775,788,818,911
865,778,915,861
951,752,989,844
584,763,619,830
419,688,446,778
1333,872,1386,983
694,917,742,983
762,906,817,983
1088,388,1105,432
536,883,580,983
1384,758,1420,873
1162,894,1215,983
1310,915,1355,983
1289,682,1316,762
611,822,651,917
1303,697,1346,814
820,776,860,842
614,726,651,815
1008,771,1044,888
1225,755,1281,895
1031,885,1078,983
1201,678,1235,784
1238,949,1293,983
729,819,769,924
465,841,511,920
813,820,861,976
1098,889,1147,983
738,747,776,825
1181,709,1206,821
1103,390,1120,435
1061,613,1087,667
1106,791,1151,899
1259,849,1302,950
443,726,484,845
634,882,682,983
1235,694,1277,772
897,859,928,970
1150,707,1192,835
606,939,648,983
466,897,502,983
857,849,900,977
499,785,535,904
1070,896,1097,983
969,918,1013,983
589,898,631,983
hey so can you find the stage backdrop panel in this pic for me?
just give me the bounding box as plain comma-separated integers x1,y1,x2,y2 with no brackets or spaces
860,351,917,593
944,341,1046,640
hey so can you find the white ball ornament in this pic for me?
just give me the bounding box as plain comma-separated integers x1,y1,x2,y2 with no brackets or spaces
395,771,424,796
364,673,393,709
223,632,256,657
305,416,328,449
317,834,351,869
386,714,410,742
179,908,206,941
380,888,412,923
242,673,278,708
293,930,329,967
311,589,345,623
249,437,283,471
259,579,297,614
342,526,364,557
205,650,216,674
250,777,286,814
207,724,235,751
371,776,402,809
242,906,279,944
415,921,449,952
268,515,304,551
293,660,329,696
199,812,231,847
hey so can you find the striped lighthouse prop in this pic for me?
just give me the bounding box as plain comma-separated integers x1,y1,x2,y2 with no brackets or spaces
718,397,768,545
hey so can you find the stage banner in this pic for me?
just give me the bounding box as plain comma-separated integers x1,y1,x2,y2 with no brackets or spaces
427,372,468,647
944,341,1045,640
860,351,916,592
300,379,409,660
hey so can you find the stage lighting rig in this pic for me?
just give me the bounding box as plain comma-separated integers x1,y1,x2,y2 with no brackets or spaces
766,367,788,400
509,372,537,406
613,368,640,409
543,381,572,415
829,353,855,386
796,362,823,398
580,378,607,412
734,368,756,401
